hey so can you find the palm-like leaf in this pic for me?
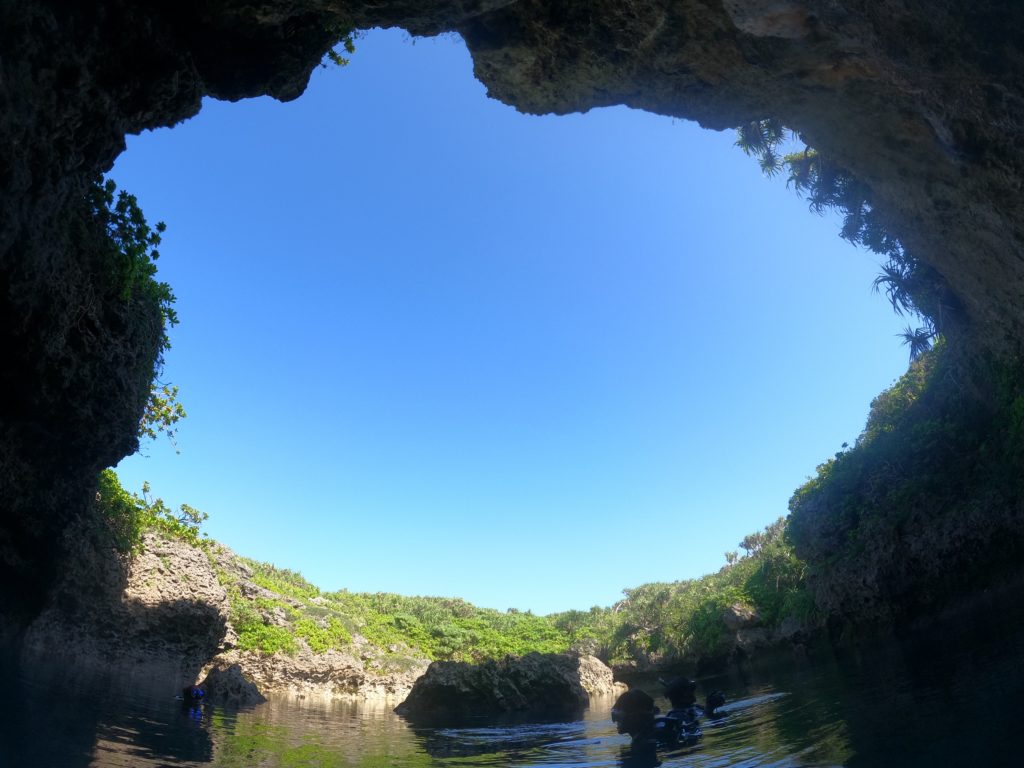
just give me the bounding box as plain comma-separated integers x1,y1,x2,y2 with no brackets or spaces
899,325,934,361
733,120,957,354
872,265,912,316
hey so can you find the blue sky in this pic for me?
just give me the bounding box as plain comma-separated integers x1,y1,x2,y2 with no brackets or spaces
112,29,908,615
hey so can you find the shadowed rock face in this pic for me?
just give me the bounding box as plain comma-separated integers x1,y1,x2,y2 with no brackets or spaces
394,653,615,725
2,1,1023,624
21,530,229,674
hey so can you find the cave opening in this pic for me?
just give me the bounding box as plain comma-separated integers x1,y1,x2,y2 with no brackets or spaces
108,28,909,615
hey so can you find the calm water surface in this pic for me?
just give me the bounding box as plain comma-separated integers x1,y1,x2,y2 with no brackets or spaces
4,625,1024,767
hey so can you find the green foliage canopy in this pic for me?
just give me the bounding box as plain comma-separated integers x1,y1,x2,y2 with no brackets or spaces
94,469,208,553
88,177,186,450
549,517,813,667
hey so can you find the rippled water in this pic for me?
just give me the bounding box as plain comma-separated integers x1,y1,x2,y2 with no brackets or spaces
4,622,1024,767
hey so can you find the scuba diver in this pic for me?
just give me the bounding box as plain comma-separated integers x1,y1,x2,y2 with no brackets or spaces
178,684,207,722
180,684,206,703
611,679,726,750
660,676,726,722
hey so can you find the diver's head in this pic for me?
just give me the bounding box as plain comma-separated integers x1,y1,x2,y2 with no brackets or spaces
611,689,657,738
183,684,205,701
705,690,726,716
660,677,696,710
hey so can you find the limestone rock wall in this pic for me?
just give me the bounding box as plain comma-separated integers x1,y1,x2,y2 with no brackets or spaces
22,531,229,678
202,647,427,704
22,530,429,701
394,652,619,724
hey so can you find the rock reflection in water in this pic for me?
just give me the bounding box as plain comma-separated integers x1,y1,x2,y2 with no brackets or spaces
2,655,217,768
415,720,588,759
205,695,423,767
93,702,214,766
6,611,1024,767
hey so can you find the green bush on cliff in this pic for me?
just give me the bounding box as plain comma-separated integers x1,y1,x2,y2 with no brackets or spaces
787,340,1024,618
295,616,352,653
549,516,813,667
95,468,147,553
98,470,813,668
323,26,357,68
88,178,175,358
94,470,208,553
216,560,570,661
230,521,811,666
232,598,299,656
322,591,569,662
87,177,187,450
243,560,321,601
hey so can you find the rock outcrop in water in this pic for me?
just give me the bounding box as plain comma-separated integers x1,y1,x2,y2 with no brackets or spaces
2,1,1024,634
395,652,622,725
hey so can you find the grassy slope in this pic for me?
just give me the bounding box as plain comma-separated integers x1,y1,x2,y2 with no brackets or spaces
207,533,812,672
214,552,569,664
97,464,815,670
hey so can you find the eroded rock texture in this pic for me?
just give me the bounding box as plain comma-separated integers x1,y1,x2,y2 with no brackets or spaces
394,652,615,724
21,529,229,677
2,1,1023,626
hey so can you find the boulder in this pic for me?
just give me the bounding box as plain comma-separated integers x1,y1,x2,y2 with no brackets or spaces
776,615,809,642
395,652,609,725
576,654,627,698
200,663,266,706
722,603,762,631
735,628,774,653
204,645,428,702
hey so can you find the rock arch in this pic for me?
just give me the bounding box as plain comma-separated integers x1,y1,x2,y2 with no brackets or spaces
2,0,1022,624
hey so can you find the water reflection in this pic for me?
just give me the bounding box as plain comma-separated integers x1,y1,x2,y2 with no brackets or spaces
4,617,1024,766
94,702,214,766
416,721,587,759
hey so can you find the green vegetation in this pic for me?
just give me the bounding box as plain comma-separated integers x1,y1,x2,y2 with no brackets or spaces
787,341,1024,617
95,469,208,553
140,383,187,451
220,559,568,662
95,468,148,554
550,516,814,667
295,616,352,653
98,468,814,668
247,561,321,601
324,30,357,68
323,591,569,662
87,177,175,344
87,177,187,449
228,588,300,655
733,120,1024,625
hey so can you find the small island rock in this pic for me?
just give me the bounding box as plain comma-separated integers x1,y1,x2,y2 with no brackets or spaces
395,652,619,725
